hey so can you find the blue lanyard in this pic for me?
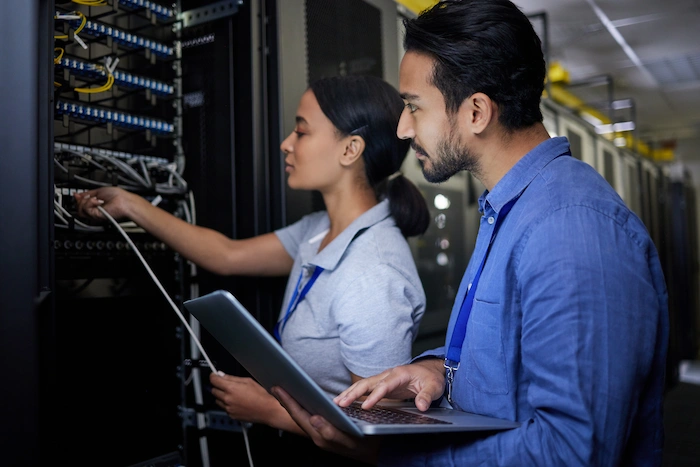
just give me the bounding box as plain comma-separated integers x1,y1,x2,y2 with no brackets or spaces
273,265,324,342
444,196,518,402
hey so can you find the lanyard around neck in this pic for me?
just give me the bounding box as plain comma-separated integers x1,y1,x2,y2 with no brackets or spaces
444,196,519,400
273,265,324,342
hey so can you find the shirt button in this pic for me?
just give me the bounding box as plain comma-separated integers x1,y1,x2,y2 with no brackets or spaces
487,216,495,224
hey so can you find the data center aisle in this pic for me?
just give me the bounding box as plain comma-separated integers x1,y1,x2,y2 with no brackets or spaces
663,361,700,466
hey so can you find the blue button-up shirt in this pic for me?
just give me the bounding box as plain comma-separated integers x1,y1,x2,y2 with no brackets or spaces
381,137,669,466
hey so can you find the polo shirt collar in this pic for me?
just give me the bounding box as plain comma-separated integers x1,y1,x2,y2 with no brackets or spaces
479,136,570,213
302,198,392,272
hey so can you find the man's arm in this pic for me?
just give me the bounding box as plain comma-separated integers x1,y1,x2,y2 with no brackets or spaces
373,207,666,466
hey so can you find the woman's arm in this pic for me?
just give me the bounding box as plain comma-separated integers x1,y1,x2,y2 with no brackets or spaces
75,187,293,276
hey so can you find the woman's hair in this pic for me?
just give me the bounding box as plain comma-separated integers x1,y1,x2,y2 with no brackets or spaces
403,0,545,130
309,75,430,237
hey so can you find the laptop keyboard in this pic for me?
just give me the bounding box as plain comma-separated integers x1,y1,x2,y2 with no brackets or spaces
341,403,452,425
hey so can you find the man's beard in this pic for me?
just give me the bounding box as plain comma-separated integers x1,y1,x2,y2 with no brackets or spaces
413,123,479,184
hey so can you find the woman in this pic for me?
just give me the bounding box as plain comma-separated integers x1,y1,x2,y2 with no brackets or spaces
75,75,429,458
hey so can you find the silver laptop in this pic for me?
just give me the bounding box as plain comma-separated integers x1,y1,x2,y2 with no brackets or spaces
184,289,520,437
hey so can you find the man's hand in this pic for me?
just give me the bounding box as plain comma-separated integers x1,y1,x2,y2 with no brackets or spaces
270,359,445,464
270,386,380,465
334,358,445,411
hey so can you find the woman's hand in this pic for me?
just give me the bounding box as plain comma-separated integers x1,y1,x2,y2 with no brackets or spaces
210,372,285,427
74,187,141,221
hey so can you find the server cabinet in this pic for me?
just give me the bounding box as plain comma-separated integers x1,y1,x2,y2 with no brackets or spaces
50,0,194,463
1,0,285,465
558,114,597,169
621,151,643,218
596,138,623,198
663,167,699,375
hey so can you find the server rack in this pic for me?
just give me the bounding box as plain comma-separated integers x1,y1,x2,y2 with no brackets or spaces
49,1,194,463
2,0,285,465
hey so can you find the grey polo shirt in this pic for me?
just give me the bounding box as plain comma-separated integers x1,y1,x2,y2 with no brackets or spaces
274,199,426,397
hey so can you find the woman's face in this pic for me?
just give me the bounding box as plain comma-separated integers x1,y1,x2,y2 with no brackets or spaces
280,90,347,191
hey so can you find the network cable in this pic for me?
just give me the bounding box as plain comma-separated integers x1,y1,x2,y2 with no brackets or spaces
96,205,217,372
96,205,255,467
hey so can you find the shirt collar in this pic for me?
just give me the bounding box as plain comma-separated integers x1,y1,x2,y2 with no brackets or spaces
478,136,570,213
303,198,392,272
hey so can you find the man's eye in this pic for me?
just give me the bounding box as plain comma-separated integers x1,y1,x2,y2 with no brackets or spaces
405,102,417,113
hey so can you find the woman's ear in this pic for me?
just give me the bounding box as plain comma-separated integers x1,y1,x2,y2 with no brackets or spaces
340,136,366,167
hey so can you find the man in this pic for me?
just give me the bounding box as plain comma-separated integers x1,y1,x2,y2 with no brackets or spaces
272,1,669,465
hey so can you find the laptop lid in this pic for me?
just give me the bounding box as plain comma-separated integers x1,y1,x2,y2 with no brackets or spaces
184,289,520,436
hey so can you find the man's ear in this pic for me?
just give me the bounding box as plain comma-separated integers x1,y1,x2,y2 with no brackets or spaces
458,92,494,135
340,136,366,167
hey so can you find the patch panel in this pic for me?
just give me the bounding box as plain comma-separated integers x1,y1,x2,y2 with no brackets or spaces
55,57,174,96
54,143,169,165
54,147,188,197
56,99,174,134
117,0,176,22
64,17,174,58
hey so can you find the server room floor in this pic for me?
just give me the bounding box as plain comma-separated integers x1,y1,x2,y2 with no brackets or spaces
663,361,700,466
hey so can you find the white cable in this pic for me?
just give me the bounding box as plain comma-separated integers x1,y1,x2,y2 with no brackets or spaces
55,201,104,231
179,200,192,224
54,208,69,225
177,188,212,467
189,191,197,224
96,205,218,374
72,174,142,191
138,158,153,188
163,164,188,189
242,425,254,467
89,152,150,188
98,201,254,467
64,149,110,172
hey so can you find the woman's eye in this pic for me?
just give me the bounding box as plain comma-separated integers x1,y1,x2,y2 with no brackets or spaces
405,102,417,113
294,130,305,137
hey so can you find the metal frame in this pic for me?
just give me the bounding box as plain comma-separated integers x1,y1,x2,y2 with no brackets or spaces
180,0,241,28
0,0,54,464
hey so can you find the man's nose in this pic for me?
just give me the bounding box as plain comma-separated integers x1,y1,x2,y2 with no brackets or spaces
396,109,415,140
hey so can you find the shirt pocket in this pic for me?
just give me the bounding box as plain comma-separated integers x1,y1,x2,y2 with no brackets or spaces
464,298,509,395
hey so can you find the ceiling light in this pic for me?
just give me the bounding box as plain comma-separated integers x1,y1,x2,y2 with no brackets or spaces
585,0,658,86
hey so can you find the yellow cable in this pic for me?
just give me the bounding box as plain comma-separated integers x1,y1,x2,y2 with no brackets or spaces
53,11,85,40
75,73,114,94
74,11,87,35
73,0,107,5
54,47,65,64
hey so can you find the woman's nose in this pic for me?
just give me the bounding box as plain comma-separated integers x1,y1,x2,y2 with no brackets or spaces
280,132,294,154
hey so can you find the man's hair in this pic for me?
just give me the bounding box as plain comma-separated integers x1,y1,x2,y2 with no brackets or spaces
403,0,546,130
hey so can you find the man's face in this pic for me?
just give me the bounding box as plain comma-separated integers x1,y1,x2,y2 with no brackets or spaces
397,51,478,183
